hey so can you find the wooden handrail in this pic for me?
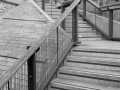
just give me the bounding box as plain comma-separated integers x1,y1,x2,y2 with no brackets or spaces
100,2,120,9
87,0,120,11
81,0,120,39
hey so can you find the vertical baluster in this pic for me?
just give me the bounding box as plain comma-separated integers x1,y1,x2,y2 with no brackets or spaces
55,0,57,4
72,6,78,43
8,81,10,90
51,1,52,17
95,8,96,25
27,46,36,90
42,0,45,11
109,9,113,39
56,27,59,64
61,6,65,30
83,0,86,17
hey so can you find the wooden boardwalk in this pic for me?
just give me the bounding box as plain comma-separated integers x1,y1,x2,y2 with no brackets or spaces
0,1,51,81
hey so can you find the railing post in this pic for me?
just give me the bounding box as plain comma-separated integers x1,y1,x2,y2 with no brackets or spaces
56,27,59,64
72,6,78,43
55,0,57,4
42,0,45,11
109,9,113,39
83,0,86,17
61,6,65,30
27,46,36,90
34,0,37,3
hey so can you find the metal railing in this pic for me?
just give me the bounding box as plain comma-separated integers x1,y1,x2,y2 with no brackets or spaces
78,0,120,40
0,14,71,90
0,0,81,90
42,0,81,43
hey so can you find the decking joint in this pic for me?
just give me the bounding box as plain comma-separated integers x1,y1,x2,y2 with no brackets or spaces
3,18,47,22
0,55,19,59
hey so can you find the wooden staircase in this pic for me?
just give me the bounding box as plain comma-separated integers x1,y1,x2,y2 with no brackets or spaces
38,2,102,42
38,2,120,90
49,43,120,90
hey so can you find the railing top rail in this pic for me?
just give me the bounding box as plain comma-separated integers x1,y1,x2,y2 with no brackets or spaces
0,0,81,88
87,0,120,11
100,2,120,9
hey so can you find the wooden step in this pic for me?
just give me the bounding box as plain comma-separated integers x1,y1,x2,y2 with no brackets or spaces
65,19,86,23
65,28,94,33
65,59,120,72
65,28,96,33
45,8,61,12
66,30,96,33
78,34,101,38
78,32,97,35
58,66,120,87
51,78,120,90
65,23,91,28
46,12,61,15
60,66,120,81
73,46,120,54
71,51,120,59
66,32,99,37
78,29,96,33
78,37,102,41
66,33,101,39
66,55,120,68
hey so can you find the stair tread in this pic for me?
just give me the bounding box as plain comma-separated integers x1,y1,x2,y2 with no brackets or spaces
51,78,120,90
78,34,101,38
73,47,120,54
72,50,120,59
78,32,96,34
73,46,120,54
60,66,120,78
65,60,120,72
59,66,120,81
67,55,120,66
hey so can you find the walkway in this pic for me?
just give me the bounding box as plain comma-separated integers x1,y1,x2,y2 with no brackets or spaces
0,1,51,81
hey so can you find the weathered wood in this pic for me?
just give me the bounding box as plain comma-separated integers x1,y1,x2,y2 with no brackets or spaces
0,0,80,88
